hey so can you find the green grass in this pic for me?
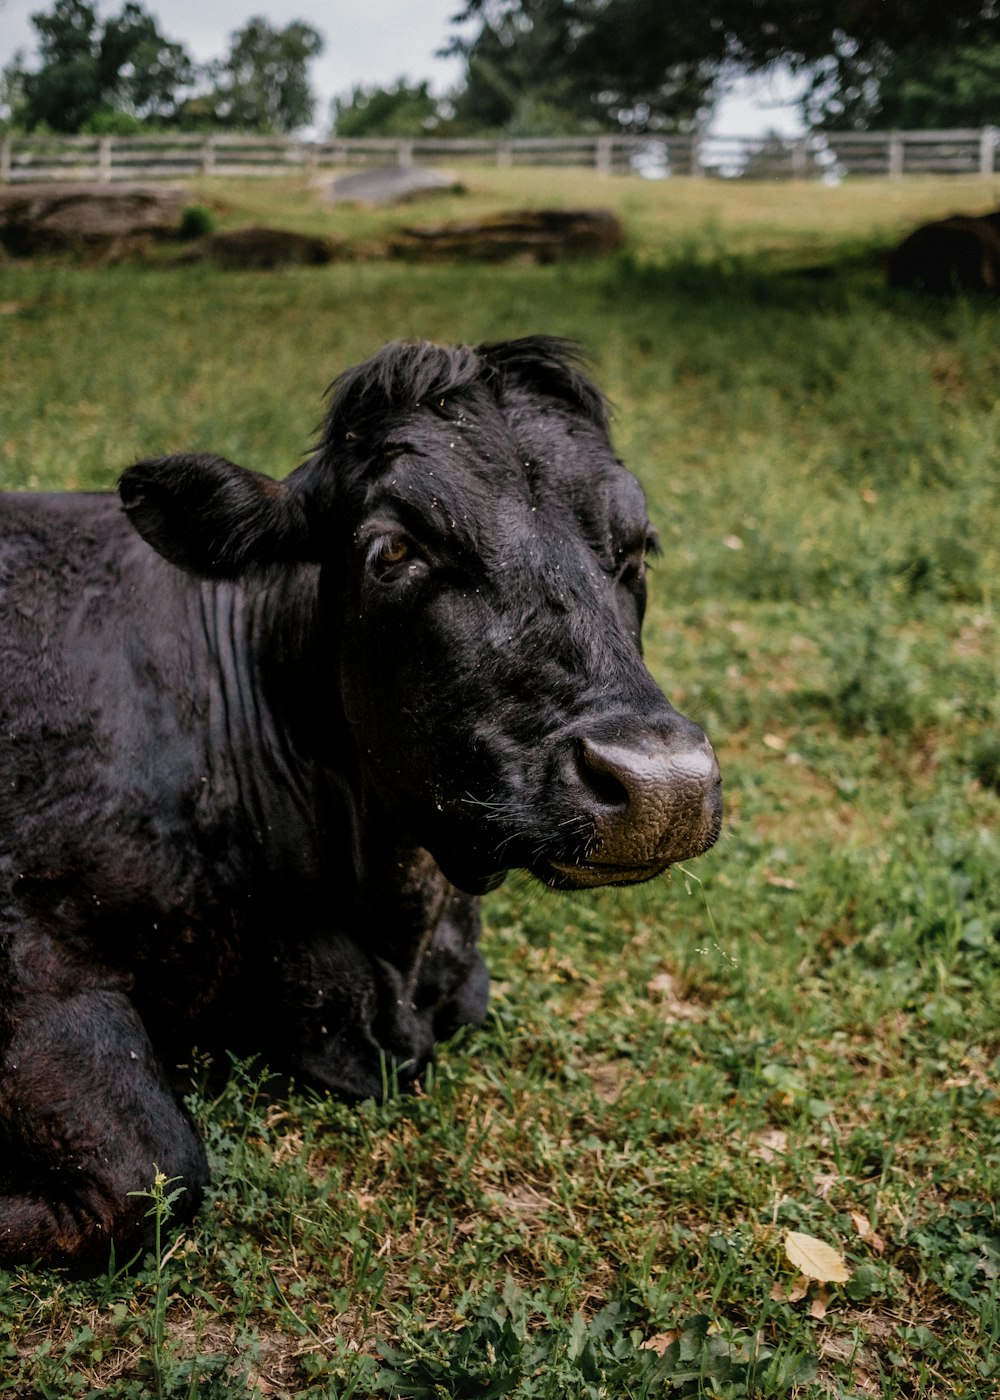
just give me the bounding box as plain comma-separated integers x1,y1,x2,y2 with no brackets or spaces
0,169,998,1398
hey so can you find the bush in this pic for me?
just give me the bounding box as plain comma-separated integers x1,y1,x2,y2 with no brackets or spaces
178,204,215,240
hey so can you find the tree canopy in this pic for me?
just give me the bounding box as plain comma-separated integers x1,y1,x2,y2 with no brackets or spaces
810,41,1000,130
196,17,324,133
5,0,999,140
2,2,323,134
447,0,1000,132
9,0,194,132
332,80,442,139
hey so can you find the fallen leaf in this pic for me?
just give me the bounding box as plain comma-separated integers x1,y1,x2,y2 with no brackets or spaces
772,1274,811,1303
644,970,705,1022
811,1172,840,1200
764,872,799,890
762,732,786,750
809,1286,829,1320
751,1128,788,1162
784,1231,851,1283
850,1211,886,1255
641,1330,679,1354
646,971,678,994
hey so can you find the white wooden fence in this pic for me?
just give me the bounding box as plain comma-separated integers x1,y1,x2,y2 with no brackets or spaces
1,128,998,183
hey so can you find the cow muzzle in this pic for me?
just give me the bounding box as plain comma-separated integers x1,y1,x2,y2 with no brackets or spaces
544,725,722,889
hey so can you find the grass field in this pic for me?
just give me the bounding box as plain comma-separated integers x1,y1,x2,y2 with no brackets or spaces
0,168,998,1398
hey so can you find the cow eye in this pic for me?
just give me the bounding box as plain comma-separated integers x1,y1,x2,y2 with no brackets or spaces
368,531,427,582
377,535,410,567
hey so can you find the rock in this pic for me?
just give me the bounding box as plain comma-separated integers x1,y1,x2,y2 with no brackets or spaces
888,212,1000,295
182,225,343,269
329,165,463,207
0,183,183,258
389,208,623,263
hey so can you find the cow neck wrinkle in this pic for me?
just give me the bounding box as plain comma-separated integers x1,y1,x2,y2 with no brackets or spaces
194,566,329,829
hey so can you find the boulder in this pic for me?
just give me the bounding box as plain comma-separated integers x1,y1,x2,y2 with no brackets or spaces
182,225,343,269
888,212,1000,295
329,165,463,207
389,208,623,263
0,183,183,258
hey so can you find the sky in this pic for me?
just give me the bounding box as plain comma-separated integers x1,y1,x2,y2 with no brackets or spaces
0,0,806,136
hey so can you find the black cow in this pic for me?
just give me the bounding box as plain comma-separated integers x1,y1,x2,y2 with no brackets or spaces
0,337,721,1271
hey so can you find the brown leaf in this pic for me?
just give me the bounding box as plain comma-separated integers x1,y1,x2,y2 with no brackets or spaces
641,1330,679,1354
772,1275,809,1302
809,1286,829,1320
751,1128,788,1162
788,1275,810,1303
850,1211,887,1256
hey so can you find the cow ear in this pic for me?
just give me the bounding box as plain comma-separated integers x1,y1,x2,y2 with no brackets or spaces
119,454,312,578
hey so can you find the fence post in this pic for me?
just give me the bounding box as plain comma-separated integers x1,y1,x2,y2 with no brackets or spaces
791,137,808,178
98,136,112,183
397,139,414,168
689,132,705,177
497,140,513,167
201,137,215,176
979,125,997,177
0,137,10,184
595,135,613,175
888,130,904,178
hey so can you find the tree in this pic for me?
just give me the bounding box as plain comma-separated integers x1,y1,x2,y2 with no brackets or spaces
332,80,442,138
98,2,194,122
199,17,324,133
447,0,623,133
10,0,194,132
811,41,1000,130
447,0,1000,132
0,56,29,132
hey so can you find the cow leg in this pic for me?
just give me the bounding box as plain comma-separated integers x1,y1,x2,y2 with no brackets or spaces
0,986,209,1271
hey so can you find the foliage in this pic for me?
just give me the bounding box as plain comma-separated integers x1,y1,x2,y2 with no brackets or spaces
446,0,715,133
332,79,444,138
189,17,324,135
2,2,324,136
811,40,1000,130
178,205,215,240
6,0,195,133
0,52,28,132
0,170,997,1398
448,0,1000,133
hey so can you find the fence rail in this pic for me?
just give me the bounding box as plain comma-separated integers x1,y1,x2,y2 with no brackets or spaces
1,128,998,184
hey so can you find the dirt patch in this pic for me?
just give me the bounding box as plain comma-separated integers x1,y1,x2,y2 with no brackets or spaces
180,224,345,269
390,207,623,263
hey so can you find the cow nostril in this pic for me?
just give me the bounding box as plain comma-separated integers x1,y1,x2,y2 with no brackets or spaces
574,737,631,811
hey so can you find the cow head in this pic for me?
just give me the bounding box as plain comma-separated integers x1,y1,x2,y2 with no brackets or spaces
120,338,721,896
